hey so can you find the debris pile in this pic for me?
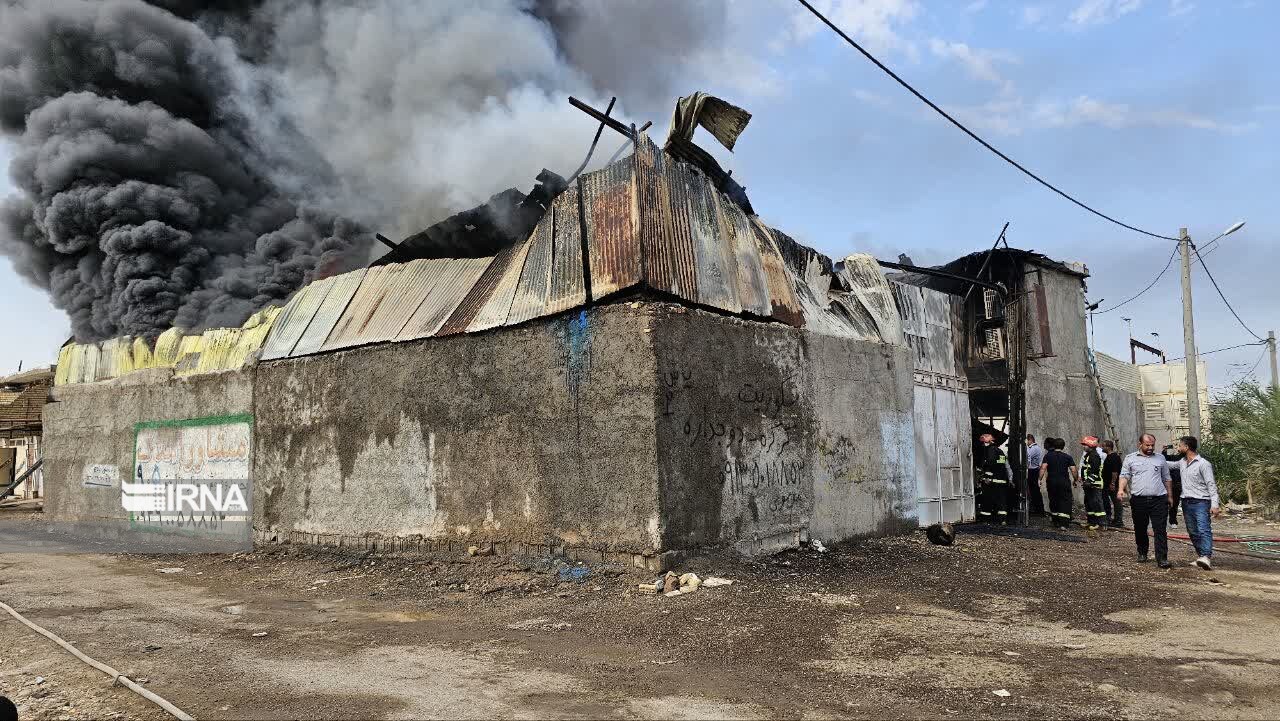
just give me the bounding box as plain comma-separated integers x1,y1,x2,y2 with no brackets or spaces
638,572,735,597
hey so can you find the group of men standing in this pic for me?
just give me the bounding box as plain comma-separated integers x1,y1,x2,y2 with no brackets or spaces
976,432,1221,570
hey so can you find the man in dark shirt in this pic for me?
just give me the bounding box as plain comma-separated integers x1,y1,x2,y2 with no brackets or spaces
1102,440,1124,528
1039,437,1078,530
1163,445,1184,526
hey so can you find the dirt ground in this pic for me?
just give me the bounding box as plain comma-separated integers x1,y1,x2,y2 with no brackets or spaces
2,506,1279,720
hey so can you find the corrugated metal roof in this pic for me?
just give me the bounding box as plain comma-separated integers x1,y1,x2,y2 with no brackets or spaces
544,186,587,315
1096,351,1142,394
260,279,333,361
686,159,742,314
581,139,642,301
506,215,555,326
151,328,184,368
396,257,493,341
718,189,771,317
437,244,521,337
291,268,364,357
466,237,532,333
323,261,444,352
641,139,698,301
749,219,804,327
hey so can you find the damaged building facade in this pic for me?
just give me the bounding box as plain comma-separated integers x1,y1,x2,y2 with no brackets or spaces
39,94,1130,563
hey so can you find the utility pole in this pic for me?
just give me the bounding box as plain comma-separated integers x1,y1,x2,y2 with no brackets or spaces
1268,330,1278,392
1178,228,1203,438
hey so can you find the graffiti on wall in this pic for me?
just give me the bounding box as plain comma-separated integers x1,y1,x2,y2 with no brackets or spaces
131,416,252,532
83,464,119,488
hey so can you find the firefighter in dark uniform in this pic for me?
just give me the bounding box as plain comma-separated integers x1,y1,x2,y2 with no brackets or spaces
1079,436,1107,537
976,433,1011,524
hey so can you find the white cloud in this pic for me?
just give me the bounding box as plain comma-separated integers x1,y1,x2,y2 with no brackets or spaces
1069,0,1144,27
1020,5,1050,26
940,94,1258,136
778,0,922,59
928,39,1019,94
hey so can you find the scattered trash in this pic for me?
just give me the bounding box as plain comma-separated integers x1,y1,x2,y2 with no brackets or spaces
810,538,828,553
664,590,683,598
1003,651,1021,657
992,689,1011,698
156,567,184,574
506,618,571,631
34,676,45,685
221,605,245,616
663,571,680,594
702,577,735,588
637,583,661,594
558,566,590,582
1063,643,1087,650
679,573,701,591
927,522,956,546
251,632,268,638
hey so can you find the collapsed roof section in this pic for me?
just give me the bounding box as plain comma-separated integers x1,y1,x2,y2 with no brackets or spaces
892,247,1089,296
260,128,905,362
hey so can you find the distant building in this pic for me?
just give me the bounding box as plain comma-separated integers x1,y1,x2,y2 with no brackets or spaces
1138,360,1211,448
1,366,53,499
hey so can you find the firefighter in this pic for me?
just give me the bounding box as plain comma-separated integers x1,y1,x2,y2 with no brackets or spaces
976,433,1011,524
1039,437,1078,530
1079,436,1107,537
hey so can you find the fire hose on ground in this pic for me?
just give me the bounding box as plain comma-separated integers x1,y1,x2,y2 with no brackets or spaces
0,599,195,720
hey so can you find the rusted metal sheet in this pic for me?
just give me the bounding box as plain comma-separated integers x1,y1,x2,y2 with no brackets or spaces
323,261,441,352
438,244,521,337
291,268,365,357
749,219,803,327
261,279,333,360
641,138,698,301
467,237,533,333
838,253,905,344
544,186,587,315
190,327,238,376
684,161,741,314
716,189,771,317
580,146,642,301
506,216,555,326
397,257,493,340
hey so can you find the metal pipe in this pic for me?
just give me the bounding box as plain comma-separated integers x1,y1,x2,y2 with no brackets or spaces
876,259,1007,296
568,96,634,140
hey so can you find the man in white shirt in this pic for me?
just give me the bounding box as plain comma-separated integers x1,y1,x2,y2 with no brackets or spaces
1166,435,1221,570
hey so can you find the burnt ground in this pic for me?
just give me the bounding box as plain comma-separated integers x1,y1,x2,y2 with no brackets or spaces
1,507,1279,720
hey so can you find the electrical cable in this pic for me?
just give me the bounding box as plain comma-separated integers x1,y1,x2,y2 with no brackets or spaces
794,0,1179,242
1244,345,1268,380
1191,245,1264,341
1166,341,1266,363
1090,245,1178,314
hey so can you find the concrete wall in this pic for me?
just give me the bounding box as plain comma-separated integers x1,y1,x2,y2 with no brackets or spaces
651,305,917,555
253,304,661,559
43,369,254,547
44,301,919,563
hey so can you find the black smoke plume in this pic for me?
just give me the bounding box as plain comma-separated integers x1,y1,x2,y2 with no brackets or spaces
0,0,729,342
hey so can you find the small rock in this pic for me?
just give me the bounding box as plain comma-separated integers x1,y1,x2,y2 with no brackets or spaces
992,689,1011,698
679,573,702,591
221,605,244,615
252,631,268,638
1097,683,1119,692
663,571,680,594
34,676,45,685
702,577,735,588
156,567,184,574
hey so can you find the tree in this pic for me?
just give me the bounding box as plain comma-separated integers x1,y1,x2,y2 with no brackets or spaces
1201,383,1280,506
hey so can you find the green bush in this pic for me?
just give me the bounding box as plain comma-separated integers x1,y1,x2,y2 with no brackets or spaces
1202,383,1280,505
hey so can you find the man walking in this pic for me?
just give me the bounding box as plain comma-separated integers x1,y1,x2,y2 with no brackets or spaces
1039,438,1077,530
1166,436,1220,570
1102,440,1124,528
1162,444,1184,527
1078,437,1107,536
1118,434,1174,568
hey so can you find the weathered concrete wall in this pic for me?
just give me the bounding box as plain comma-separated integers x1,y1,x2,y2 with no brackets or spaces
43,369,253,546
651,305,916,555
252,305,662,559
1102,385,1143,452
44,301,919,563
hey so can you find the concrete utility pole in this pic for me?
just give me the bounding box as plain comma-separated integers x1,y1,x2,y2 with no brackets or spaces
1179,228,1203,438
1269,330,1278,392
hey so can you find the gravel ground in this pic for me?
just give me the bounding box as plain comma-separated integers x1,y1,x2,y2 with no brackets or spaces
1,507,1278,719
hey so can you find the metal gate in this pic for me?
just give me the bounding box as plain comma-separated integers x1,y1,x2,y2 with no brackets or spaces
891,282,976,525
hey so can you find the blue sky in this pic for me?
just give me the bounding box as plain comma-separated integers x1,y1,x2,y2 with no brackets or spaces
2,0,1277,392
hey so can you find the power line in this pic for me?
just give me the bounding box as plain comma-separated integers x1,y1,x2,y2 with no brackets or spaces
795,0,1179,242
1166,341,1266,363
1192,245,1264,341
1091,245,1177,314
